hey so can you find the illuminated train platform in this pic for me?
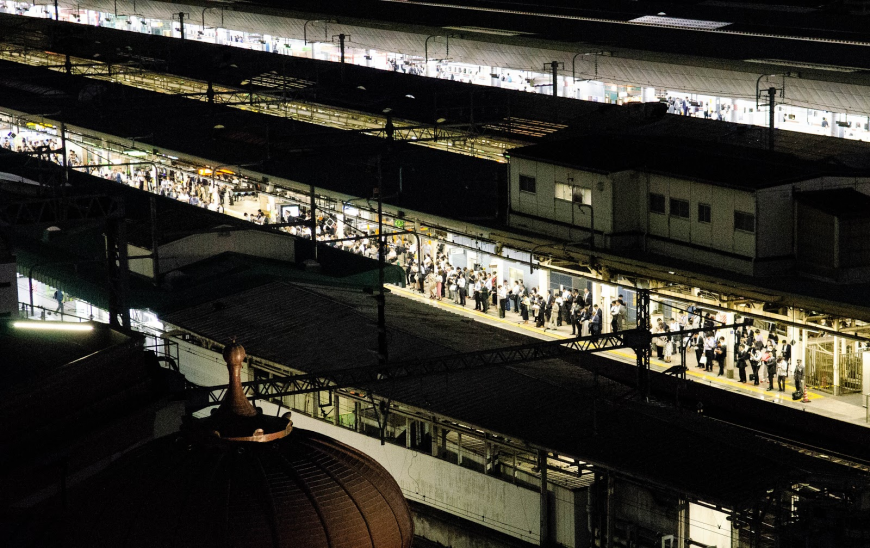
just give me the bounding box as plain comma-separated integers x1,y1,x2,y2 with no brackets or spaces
2,50,870,413
7,0,870,141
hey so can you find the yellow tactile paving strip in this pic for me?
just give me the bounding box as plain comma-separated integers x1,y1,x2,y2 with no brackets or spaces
389,284,825,402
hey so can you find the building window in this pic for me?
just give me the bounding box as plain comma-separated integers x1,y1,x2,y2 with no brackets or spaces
698,203,711,223
669,198,689,219
573,187,591,205
555,183,591,204
734,211,755,233
649,193,665,214
519,175,536,194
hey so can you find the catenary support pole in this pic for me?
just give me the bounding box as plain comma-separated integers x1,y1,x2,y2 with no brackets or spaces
551,61,559,98
339,33,346,84
768,87,776,151
309,183,317,261
150,196,160,286
377,156,388,367
636,288,651,397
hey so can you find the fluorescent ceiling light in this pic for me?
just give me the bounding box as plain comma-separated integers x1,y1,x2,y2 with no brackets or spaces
629,15,731,30
13,321,94,331
124,149,148,157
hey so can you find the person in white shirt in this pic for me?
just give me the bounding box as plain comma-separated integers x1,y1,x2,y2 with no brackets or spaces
511,281,521,314
497,284,508,318
609,300,621,333
669,318,681,340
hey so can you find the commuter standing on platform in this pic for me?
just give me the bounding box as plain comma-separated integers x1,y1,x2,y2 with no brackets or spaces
764,345,778,391
703,333,717,372
749,346,762,386
520,294,530,325
777,356,789,392
794,359,804,394
570,299,583,335
473,277,482,310
736,344,750,383
780,339,793,367
546,297,560,331
714,336,727,376
497,284,508,318
609,300,621,333
590,305,602,337
691,333,703,368
617,296,627,330
511,281,521,313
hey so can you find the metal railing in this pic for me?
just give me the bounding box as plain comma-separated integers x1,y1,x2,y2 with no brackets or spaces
144,337,180,371
806,345,835,394
18,301,94,323
838,352,863,395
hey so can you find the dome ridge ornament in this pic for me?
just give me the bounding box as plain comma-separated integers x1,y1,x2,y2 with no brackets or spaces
187,339,293,443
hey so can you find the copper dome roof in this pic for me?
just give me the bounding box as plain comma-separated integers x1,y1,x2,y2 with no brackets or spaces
32,428,414,548
14,340,413,548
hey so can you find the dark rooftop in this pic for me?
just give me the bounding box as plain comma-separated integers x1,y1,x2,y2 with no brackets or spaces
795,188,870,218
509,132,861,189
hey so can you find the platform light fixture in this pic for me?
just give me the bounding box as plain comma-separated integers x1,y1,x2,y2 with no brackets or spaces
13,321,94,331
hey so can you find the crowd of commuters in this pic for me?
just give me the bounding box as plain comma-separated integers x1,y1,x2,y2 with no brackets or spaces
650,304,805,395
1,135,255,213
402,251,638,336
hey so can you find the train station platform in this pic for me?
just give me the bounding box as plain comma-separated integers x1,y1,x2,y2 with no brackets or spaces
387,284,870,430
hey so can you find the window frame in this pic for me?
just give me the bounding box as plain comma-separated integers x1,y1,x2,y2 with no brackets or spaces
573,186,591,205
669,198,690,219
734,211,756,233
519,174,537,194
554,182,572,202
697,203,711,224
649,193,666,215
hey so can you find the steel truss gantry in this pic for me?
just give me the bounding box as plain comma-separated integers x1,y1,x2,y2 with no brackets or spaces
189,291,753,410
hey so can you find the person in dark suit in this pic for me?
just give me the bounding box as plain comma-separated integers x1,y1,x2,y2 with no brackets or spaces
763,344,778,391
543,290,554,324
590,305,602,338
714,337,727,376
794,359,804,394
780,340,793,366
736,344,750,383
691,333,703,368
583,288,593,308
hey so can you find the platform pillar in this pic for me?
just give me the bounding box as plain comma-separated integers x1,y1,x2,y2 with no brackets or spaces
724,311,736,378
833,336,840,396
